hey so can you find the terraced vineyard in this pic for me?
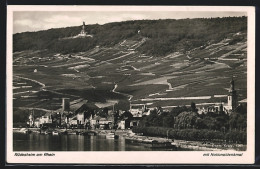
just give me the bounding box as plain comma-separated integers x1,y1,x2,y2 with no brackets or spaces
13,18,247,115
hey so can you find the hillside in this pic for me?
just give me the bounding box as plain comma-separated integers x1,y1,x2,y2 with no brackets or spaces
14,17,247,57
13,17,247,117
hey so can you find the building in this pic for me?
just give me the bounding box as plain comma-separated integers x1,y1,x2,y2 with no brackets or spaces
76,112,84,125
99,117,113,129
130,104,148,117
39,112,52,125
224,78,238,113
197,78,240,115
62,98,70,113
34,118,40,128
69,117,78,126
130,117,142,128
79,22,87,36
90,116,100,129
119,120,126,129
118,117,141,129
205,103,224,114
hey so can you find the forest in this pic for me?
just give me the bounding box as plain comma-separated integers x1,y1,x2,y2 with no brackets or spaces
13,17,247,57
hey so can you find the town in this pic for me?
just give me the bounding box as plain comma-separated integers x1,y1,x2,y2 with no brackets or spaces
24,79,246,134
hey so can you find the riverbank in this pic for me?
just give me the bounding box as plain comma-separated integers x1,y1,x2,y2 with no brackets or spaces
13,128,246,151
123,133,246,151
13,128,131,135
123,130,246,151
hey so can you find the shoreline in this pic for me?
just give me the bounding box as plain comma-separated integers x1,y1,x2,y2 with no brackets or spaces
13,128,246,151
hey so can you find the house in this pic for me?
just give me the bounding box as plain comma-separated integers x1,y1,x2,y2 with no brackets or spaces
89,116,113,129
205,103,224,114
99,117,113,129
130,117,142,128
69,116,78,126
143,108,151,116
119,120,126,129
39,112,52,125
119,116,142,129
118,119,130,130
76,112,84,125
90,116,100,129
197,107,207,114
34,118,40,128
130,104,148,117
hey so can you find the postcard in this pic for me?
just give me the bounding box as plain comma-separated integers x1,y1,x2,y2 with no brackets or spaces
6,5,255,164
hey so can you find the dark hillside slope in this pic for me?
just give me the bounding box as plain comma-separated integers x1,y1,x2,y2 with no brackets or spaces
13,17,247,57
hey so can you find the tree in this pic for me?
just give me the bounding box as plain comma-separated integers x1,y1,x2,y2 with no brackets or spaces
174,111,199,129
98,107,108,118
119,110,133,120
170,106,188,116
190,102,197,112
113,110,120,129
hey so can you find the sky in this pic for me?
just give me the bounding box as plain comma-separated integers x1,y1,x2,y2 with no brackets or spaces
13,11,246,34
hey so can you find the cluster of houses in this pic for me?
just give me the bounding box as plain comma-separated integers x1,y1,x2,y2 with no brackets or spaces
27,98,150,130
27,78,246,129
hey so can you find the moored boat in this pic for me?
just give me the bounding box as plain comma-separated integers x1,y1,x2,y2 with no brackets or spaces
106,132,119,139
18,128,32,134
83,130,97,136
43,130,52,135
67,131,77,135
52,131,60,135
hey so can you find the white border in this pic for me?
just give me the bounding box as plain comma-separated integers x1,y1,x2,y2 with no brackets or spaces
6,5,255,164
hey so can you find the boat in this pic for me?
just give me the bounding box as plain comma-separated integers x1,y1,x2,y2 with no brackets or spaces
52,131,60,135
33,130,41,134
44,130,52,135
67,131,77,135
98,131,107,136
124,135,176,149
83,131,97,136
106,132,119,139
76,131,83,135
19,128,32,134
142,138,157,144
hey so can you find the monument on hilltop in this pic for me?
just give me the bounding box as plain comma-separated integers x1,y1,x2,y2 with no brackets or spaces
79,22,87,36
76,22,93,38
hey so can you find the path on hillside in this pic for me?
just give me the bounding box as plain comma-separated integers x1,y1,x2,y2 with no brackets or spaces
14,75,80,98
107,51,135,62
219,43,247,59
14,107,53,112
14,75,45,89
112,84,133,101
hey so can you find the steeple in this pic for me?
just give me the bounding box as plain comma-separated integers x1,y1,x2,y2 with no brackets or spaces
229,77,235,92
227,77,237,111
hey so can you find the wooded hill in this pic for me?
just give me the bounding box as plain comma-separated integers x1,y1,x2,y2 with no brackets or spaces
13,16,247,57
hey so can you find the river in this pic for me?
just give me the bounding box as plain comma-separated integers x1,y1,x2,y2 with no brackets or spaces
13,133,181,151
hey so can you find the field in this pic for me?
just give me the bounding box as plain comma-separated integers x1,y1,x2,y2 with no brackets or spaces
13,28,247,116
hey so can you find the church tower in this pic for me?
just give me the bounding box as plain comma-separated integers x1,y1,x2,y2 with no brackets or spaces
227,78,237,111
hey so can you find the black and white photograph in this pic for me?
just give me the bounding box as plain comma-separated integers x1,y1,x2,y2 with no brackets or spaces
6,5,255,164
